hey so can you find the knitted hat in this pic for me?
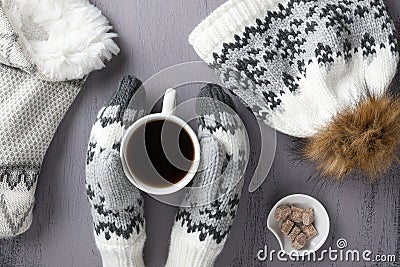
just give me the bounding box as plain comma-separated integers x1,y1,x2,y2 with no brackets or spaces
189,0,400,179
0,0,118,237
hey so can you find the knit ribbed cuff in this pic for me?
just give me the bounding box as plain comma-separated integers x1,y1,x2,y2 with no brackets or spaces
165,225,225,267
0,200,33,238
0,166,38,237
95,230,146,267
189,0,288,63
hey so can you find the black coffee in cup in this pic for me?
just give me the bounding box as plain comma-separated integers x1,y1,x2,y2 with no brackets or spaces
125,119,195,187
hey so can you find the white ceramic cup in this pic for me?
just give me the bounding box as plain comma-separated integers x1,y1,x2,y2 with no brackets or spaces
120,88,200,195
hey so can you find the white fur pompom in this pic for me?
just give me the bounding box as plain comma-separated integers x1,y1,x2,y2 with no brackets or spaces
3,0,120,81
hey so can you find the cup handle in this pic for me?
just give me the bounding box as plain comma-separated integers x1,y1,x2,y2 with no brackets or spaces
161,88,176,115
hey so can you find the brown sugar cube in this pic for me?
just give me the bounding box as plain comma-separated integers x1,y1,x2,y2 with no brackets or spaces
281,219,294,235
290,206,304,223
301,224,318,240
274,205,291,221
302,208,314,225
288,225,301,241
292,233,307,250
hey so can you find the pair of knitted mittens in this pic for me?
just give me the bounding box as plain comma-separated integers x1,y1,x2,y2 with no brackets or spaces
0,0,119,237
85,76,248,266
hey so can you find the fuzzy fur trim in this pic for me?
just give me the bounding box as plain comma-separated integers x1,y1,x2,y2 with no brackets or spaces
304,95,400,180
2,0,119,81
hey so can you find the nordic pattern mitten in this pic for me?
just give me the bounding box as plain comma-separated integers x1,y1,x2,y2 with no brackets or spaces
0,0,118,237
189,0,400,179
165,84,249,267
86,76,146,267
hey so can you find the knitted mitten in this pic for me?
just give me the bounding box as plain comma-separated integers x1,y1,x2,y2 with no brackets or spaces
86,76,147,267
165,84,248,267
0,0,118,237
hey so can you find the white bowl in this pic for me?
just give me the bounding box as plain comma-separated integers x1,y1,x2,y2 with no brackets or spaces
267,194,330,256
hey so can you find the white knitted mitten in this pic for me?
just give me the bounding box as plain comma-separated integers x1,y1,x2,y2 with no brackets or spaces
86,76,147,267
166,85,249,267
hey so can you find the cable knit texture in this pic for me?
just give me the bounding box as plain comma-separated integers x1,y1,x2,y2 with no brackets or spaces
166,85,249,267
0,0,118,237
86,76,146,267
189,0,399,138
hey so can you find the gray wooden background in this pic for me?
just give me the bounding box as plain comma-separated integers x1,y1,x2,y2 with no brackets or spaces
1,0,400,266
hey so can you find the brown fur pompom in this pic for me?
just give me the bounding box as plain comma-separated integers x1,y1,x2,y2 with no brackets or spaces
304,95,400,180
